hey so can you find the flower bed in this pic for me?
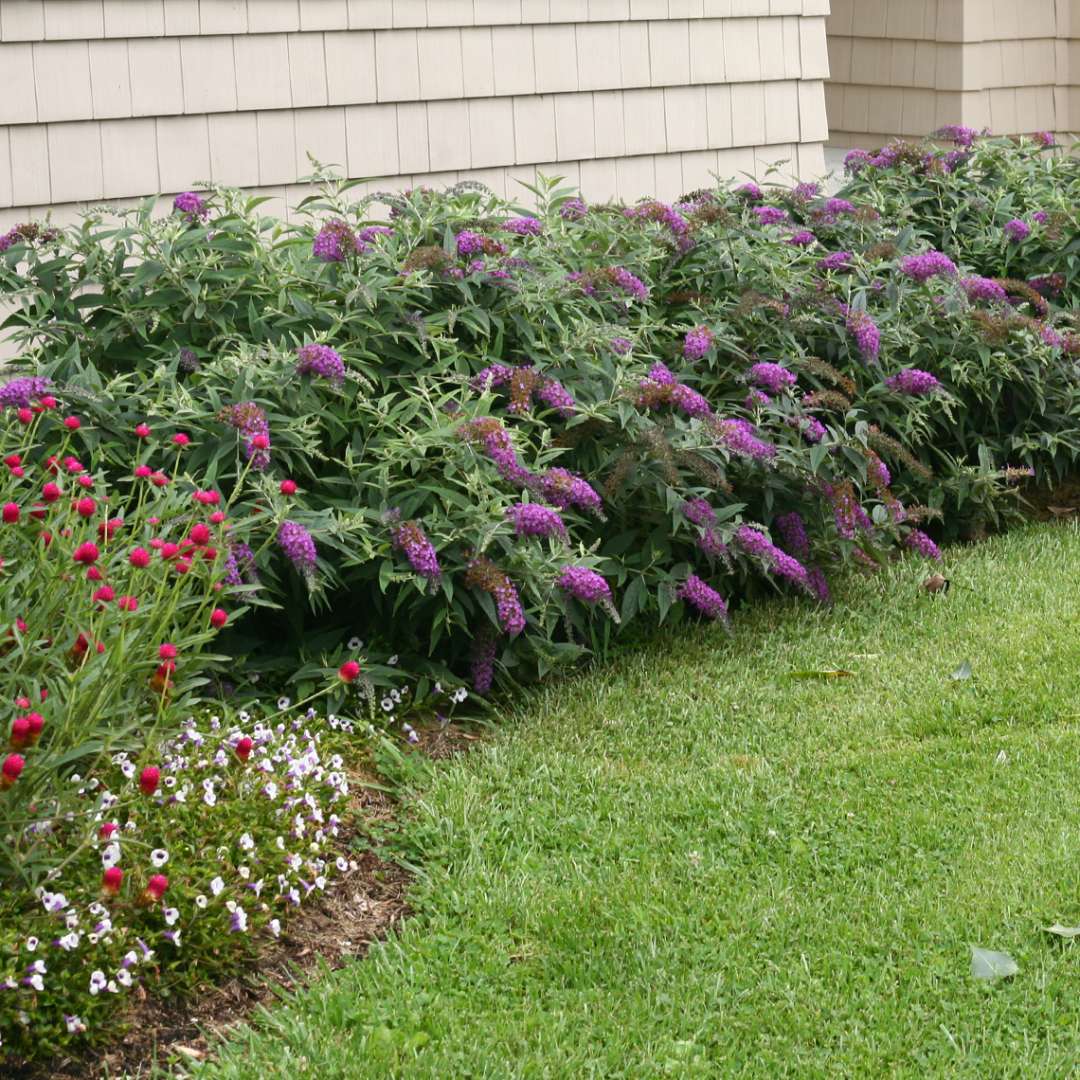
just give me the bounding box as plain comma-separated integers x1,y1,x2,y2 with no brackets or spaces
2,129,1080,1061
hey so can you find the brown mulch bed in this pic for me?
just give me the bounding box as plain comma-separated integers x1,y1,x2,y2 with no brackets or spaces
12,784,412,1080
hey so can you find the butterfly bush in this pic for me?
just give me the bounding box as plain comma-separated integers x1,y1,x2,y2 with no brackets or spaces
1,133,1076,718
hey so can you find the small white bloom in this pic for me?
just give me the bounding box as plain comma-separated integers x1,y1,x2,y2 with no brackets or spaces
269,918,281,938
195,895,207,909
210,876,225,897
164,907,180,926
150,849,169,868
25,937,38,952
120,762,135,779
315,876,326,890
27,974,44,992
388,654,399,666
65,1015,86,1034
101,843,121,869
116,969,132,988
89,970,107,995
239,832,255,851
277,697,291,710
380,698,394,712
238,710,250,722
238,865,250,880
123,951,139,967
390,689,401,704
107,980,119,994
30,960,45,975
335,856,349,872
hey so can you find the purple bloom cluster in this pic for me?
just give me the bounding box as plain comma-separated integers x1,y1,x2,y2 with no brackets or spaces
899,250,957,282
935,125,978,148
845,309,881,362
807,566,831,605
503,217,543,236
753,206,789,226
818,251,854,272
460,419,537,490
470,634,497,695
610,267,650,302
681,498,716,528
455,231,487,256
885,368,941,395
391,521,441,582
791,415,827,444
0,375,52,409
792,182,821,201
734,525,811,590
775,511,811,561
465,556,526,636
825,198,856,216
748,362,796,394
536,378,576,417
223,541,258,587
541,468,604,517
624,201,690,238
172,192,208,223
844,149,873,173
357,225,394,246
557,566,612,605
223,401,271,470
715,418,776,462
736,182,763,202
277,521,318,573
961,276,1008,305
670,383,713,420
296,343,346,383
905,529,942,561
683,326,714,360
610,337,633,356
312,220,356,262
559,198,588,220
866,455,891,489
826,484,873,539
678,574,729,621
787,230,816,248
1034,131,1055,147
1004,219,1031,243
505,502,568,541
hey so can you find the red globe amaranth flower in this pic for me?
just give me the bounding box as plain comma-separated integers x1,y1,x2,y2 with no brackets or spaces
158,643,177,661
41,482,60,503
102,866,123,895
64,416,81,430
40,395,57,409
280,479,298,495
135,423,151,438
86,566,104,582
210,608,228,629
1,503,19,524
17,408,33,425
171,433,190,447
139,765,160,795
338,660,362,683
235,736,253,762
77,475,93,489
99,822,118,840
24,713,43,744
194,489,221,506
134,465,152,478
1,753,25,788
190,523,211,546
9,718,30,749
93,586,115,604
209,511,226,525
250,433,270,450
97,517,123,540
129,547,150,568
150,472,169,487
73,541,100,564
175,560,191,575
118,595,139,612
160,542,180,560
15,696,30,709
145,874,169,901
75,497,96,517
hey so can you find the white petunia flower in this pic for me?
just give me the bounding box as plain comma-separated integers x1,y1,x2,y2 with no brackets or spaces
89,970,107,995
150,849,169,868
210,876,225,897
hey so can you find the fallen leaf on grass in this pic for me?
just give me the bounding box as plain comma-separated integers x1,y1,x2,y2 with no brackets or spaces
922,573,951,594
1047,506,1077,517
950,660,973,681
971,946,1019,980
1045,924,1080,939
788,669,854,680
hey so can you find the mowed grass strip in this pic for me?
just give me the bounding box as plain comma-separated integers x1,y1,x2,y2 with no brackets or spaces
198,524,1080,1079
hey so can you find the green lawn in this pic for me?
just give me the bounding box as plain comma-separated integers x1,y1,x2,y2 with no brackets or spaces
199,524,1080,1079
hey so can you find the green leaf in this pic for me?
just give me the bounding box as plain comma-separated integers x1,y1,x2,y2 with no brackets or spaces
970,946,1018,980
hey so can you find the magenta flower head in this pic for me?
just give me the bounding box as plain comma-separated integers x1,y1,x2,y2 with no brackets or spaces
391,521,441,582
960,276,1008,305
312,219,356,262
736,182,763,202
714,418,776,462
885,368,941,396
557,566,612,606
787,230,816,248
748,362,796,394
541,468,604,517
559,197,588,221
504,217,543,236
753,206,789,226
683,326,714,360
898,250,957,282
505,503,568,542
277,520,318,574
845,309,880,363
1004,219,1031,243
905,529,942,561
734,525,811,590
678,574,729,622
843,149,873,174
296,343,345,384
172,192,208,223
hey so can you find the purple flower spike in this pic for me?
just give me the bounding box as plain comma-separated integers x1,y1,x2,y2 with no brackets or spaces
898,250,957,282
557,566,612,605
505,503,568,542
1004,219,1031,243
391,521,441,582
683,326,714,360
173,191,208,223
885,368,941,396
678,574,729,621
277,521,318,574
748,362,796,395
296,343,346,383
905,529,942,561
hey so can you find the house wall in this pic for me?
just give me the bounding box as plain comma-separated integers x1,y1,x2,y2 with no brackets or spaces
0,0,833,228
825,0,1079,148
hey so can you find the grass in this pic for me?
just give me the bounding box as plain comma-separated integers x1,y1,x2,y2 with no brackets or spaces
196,524,1080,1079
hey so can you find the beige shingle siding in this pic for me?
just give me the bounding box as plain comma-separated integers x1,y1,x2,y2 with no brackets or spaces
826,0,1077,147
0,0,829,223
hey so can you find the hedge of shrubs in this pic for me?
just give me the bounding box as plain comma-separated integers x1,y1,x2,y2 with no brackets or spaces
2,128,1079,1061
